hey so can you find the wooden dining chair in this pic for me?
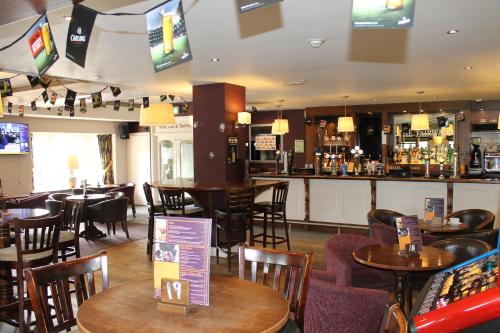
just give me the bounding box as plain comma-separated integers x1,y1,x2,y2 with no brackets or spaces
379,303,408,333
0,213,62,332
158,188,203,216
238,244,313,331
143,183,166,261
58,199,84,261
24,251,109,333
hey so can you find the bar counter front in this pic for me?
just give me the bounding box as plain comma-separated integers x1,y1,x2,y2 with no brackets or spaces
250,173,500,228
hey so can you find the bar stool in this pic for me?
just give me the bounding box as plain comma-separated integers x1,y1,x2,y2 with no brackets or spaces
252,181,290,250
215,187,255,272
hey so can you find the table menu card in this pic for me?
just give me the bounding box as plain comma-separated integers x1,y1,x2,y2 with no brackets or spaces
396,215,423,255
424,198,445,226
154,216,212,306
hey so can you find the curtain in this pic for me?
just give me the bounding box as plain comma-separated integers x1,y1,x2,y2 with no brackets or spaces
97,134,114,184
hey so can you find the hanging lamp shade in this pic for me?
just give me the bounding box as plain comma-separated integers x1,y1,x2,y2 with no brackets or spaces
498,113,500,129
140,103,176,126
411,113,430,131
0,97,3,118
271,119,289,135
337,116,355,132
237,111,251,125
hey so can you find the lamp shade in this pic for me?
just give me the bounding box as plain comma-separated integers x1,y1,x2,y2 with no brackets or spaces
498,113,500,129
237,111,251,125
444,124,454,136
0,97,3,118
433,135,443,145
271,119,289,135
337,116,354,132
411,113,430,131
140,103,176,126
67,155,79,170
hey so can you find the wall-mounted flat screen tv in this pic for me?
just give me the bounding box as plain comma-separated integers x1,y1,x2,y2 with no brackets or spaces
0,122,30,154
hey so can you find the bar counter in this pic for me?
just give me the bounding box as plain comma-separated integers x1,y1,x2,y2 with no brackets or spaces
250,173,500,228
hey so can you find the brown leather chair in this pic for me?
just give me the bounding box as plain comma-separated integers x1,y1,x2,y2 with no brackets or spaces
367,209,405,227
45,193,71,216
112,183,136,217
6,192,50,209
107,191,124,200
445,209,495,232
87,197,129,238
449,228,499,249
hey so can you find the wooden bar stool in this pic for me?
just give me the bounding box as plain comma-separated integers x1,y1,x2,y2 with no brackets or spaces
215,187,255,272
252,181,290,250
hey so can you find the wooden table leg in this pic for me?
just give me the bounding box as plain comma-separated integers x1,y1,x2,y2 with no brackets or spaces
0,221,13,320
394,271,408,313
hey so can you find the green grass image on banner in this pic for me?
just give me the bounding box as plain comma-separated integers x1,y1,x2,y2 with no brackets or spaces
352,0,415,28
150,36,190,71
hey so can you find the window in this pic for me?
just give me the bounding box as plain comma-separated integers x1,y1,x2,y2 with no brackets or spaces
32,132,104,191
180,140,193,179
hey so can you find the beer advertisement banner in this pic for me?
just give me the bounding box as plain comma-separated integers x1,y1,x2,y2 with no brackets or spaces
65,89,77,106
114,100,120,111
50,92,57,105
18,105,24,117
7,102,12,114
27,75,40,88
41,90,49,103
143,97,150,108
146,0,193,73
110,86,121,97
66,4,98,68
128,99,134,111
27,15,59,75
31,101,37,111
0,79,12,97
79,98,87,113
352,0,415,29
91,92,102,108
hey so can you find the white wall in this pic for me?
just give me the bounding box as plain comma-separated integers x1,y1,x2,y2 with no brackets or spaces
0,114,128,195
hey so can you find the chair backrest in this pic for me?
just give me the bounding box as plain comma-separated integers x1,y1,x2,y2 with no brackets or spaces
89,197,128,223
61,200,83,234
112,185,135,199
238,244,313,330
430,237,492,264
107,191,125,200
368,209,405,227
16,192,50,209
379,303,407,333
446,209,495,231
272,181,289,206
143,182,155,207
24,251,109,333
226,187,254,213
13,213,62,265
159,188,186,212
45,199,63,217
48,193,70,202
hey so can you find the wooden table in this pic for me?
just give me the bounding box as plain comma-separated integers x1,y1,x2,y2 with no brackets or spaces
418,219,468,234
352,244,456,313
66,194,110,240
77,276,289,333
155,180,285,245
87,185,120,193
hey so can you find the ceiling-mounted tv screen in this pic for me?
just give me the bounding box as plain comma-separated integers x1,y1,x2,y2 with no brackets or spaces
0,122,30,154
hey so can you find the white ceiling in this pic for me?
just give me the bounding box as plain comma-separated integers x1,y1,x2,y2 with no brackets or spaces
2,0,500,115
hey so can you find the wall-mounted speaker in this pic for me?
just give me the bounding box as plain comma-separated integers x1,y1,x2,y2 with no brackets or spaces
119,123,130,139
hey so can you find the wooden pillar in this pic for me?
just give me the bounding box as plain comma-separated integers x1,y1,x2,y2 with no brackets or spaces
193,83,246,183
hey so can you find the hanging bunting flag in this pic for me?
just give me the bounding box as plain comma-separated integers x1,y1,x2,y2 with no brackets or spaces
27,14,59,75
66,4,98,67
113,100,120,111
146,0,193,73
182,102,189,113
57,107,63,116
65,89,77,106
40,76,52,89
47,107,51,111
69,105,75,117
143,97,150,108
64,105,70,111
79,99,87,113
27,75,40,88
18,105,24,117
0,79,13,97
50,91,57,105
110,86,121,97
41,89,49,103
7,102,12,113
160,95,167,102
91,92,102,108
168,94,175,102
128,100,134,111
31,101,37,111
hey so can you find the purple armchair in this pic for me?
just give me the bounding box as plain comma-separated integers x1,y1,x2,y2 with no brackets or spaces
304,270,389,333
325,234,394,291
369,222,438,246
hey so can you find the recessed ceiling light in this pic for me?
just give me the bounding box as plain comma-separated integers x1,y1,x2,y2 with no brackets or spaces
210,58,221,62
479,108,484,111
416,91,424,95
372,99,377,102
307,39,326,48
63,16,72,21
447,29,459,34
464,66,473,70
285,79,307,86
91,75,101,79
403,110,407,113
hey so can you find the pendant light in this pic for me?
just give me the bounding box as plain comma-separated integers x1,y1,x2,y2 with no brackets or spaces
140,103,176,126
411,94,429,131
497,113,500,129
237,111,252,125
337,96,354,132
271,107,289,135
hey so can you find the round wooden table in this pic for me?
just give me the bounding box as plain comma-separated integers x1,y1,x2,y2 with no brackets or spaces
352,244,456,314
66,194,110,240
77,276,289,333
0,208,49,222
418,219,468,234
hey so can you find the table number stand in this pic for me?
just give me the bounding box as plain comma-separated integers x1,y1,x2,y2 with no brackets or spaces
157,278,191,315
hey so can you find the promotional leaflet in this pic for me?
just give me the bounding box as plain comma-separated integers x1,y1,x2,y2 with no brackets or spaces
352,0,416,29
27,14,59,75
397,215,423,255
424,198,445,225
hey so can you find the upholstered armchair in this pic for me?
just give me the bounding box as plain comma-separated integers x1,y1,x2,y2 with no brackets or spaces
111,183,136,217
7,192,50,209
87,197,129,238
446,209,495,232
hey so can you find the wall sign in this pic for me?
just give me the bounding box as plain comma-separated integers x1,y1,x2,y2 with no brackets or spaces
255,135,276,151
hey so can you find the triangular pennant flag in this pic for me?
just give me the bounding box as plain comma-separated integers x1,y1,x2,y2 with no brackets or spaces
160,95,167,102
0,79,12,97
110,86,121,97
114,100,120,111
168,94,175,102
18,105,24,117
50,92,57,105
57,107,63,116
7,102,12,113
128,100,134,111
91,92,102,108
47,107,51,111
28,14,59,75
79,99,87,113
66,4,98,67
64,105,70,111
40,76,52,89
42,90,49,103
31,101,37,111
27,75,40,88
182,102,189,113
69,105,75,117
65,89,77,106
143,97,150,108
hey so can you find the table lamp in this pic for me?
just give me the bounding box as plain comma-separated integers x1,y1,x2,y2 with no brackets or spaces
67,155,79,188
